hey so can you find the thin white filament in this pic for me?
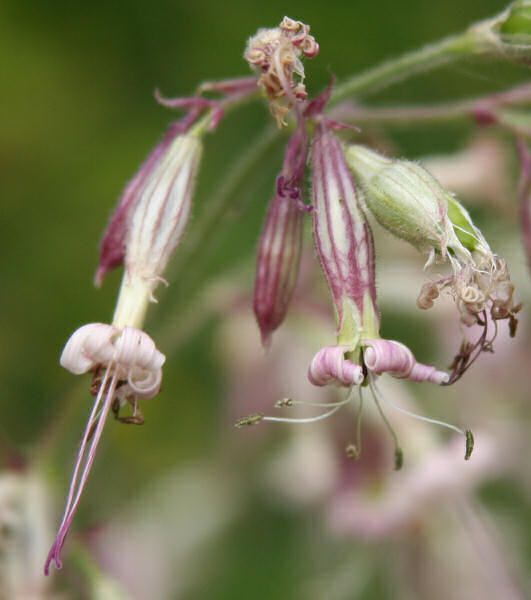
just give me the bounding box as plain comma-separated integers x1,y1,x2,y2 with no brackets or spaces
371,378,465,436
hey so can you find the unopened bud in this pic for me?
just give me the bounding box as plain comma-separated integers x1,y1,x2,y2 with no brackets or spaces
346,145,465,259
254,128,306,346
491,0,531,66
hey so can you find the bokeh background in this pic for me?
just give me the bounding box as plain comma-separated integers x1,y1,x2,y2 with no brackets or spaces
1,0,530,598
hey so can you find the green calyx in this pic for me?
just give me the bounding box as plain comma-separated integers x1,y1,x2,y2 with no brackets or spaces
346,145,459,254
446,196,483,253
499,1,531,37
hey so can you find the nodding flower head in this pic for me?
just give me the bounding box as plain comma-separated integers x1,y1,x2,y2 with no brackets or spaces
46,101,209,575
238,116,471,470
245,16,319,127
45,324,165,575
346,144,520,382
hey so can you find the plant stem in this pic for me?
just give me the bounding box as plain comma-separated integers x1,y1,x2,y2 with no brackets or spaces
331,83,531,126
330,30,480,104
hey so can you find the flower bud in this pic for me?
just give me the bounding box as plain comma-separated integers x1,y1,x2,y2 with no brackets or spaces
345,145,465,260
253,128,307,346
254,190,303,346
491,0,531,66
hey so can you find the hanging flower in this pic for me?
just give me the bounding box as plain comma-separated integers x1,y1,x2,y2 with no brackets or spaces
45,110,207,575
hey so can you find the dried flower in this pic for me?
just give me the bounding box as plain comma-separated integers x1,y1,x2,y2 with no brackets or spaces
244,16,319,126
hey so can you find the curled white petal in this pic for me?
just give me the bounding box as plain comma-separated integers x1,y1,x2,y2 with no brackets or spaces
60,324,165,397
127,368,163,399
60,323,117,375
112,326,165,371
364,339,414,378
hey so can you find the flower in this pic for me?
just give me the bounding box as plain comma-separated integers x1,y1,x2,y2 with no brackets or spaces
45,109,206,575
237,118,470,469
308,122,449,386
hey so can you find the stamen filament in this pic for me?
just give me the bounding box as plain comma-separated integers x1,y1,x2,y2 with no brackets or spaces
262,402,346,424
371,376,465,435
44,365,119,575
286,398,355,408
262,387,357,424
354,385,364,457
368,378,403,470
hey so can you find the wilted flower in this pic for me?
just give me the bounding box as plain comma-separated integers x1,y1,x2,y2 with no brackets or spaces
244,16,319,126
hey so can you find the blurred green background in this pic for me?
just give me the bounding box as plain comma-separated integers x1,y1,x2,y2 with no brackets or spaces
1,0,530,598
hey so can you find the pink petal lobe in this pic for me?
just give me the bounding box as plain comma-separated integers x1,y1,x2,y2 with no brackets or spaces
308,346,364,387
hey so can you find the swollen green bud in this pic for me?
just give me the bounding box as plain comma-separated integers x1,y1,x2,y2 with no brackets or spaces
500,0,531,36
483,0,531,66
345,145,466,260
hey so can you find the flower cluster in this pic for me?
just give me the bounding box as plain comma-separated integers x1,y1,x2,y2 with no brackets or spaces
236,20,521,468
49,14,523,575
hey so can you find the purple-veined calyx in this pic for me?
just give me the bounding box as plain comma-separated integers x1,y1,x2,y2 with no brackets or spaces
309,121,448,388
253,124,308,346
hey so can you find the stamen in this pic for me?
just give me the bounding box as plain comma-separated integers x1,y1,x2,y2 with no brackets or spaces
465,430,475,460
369,378,474,461
275,397,293,407
234,413,264,428
368,378,403,470
282,397,357,408
261,399,349,424
347,386,365,459
44,365,119,575
236,388,357,428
